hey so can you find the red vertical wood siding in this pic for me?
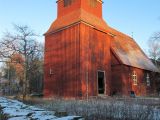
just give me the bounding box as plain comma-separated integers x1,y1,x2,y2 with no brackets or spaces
57,0,102,18
111,52,155,96
44,0,158,98
80,23,111,97
44,25,81,98
44,22,112,98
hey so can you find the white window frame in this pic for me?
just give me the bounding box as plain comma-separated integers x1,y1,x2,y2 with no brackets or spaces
146,73,150,86
132,71,137,85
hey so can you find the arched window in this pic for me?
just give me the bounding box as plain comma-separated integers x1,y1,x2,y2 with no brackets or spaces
146,73,150,86
132,71,137,85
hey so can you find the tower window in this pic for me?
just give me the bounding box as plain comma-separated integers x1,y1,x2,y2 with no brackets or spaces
132,71,137,85
88,0,97,7
146,73,150,86
64,0,74,7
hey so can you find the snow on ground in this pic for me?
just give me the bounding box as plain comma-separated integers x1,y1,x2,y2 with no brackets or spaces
0,97,84,120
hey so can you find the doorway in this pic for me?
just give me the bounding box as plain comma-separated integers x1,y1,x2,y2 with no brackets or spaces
98,71,105,94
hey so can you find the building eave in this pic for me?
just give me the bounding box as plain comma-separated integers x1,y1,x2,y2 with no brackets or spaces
56,0,103,4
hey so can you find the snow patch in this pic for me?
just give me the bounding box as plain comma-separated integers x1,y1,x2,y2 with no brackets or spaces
0,97,83,120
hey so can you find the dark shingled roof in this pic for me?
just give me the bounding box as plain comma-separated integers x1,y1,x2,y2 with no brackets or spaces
45,9,159,72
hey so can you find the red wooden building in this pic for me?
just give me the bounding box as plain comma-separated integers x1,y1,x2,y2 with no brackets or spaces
44,0,159,98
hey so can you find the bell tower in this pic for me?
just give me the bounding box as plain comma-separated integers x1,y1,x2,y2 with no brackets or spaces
46,0,106,34
44,0,111,98
57,0,103,18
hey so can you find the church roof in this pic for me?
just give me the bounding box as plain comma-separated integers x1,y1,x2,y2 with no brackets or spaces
45,8,159,72
45,9,108,34
110,27,159,72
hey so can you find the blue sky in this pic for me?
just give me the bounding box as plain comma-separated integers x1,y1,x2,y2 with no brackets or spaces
0,0,160,53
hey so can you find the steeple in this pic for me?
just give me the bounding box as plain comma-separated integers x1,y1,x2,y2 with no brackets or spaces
56,0,103,18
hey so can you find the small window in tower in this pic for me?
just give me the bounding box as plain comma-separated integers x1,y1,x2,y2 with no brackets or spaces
64,0,75,7
146,73,150,86
88,0,97,7
132,71,137,85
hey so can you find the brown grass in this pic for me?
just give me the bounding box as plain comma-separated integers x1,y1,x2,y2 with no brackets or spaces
23,97,160,120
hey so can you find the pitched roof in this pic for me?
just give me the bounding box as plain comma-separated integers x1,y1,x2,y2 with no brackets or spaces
45,9,108,34
110,27,159,72
45,9,159,72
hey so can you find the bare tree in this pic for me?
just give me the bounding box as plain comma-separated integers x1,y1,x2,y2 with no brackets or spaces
148,32,160,63
27,43,44,95
0,24,42,100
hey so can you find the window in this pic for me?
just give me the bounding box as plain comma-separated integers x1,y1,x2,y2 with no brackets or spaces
88,0,97,7
64,0,74,7
146,73,150,86
132,71,137,85
130,91,135,98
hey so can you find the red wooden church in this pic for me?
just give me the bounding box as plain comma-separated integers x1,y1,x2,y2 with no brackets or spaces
44,0,159,98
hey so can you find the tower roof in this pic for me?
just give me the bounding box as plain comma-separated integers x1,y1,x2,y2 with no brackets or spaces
46,8,108,34
45,0,105,34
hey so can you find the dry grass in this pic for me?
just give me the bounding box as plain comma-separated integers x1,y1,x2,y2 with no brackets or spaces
23,97,160,120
